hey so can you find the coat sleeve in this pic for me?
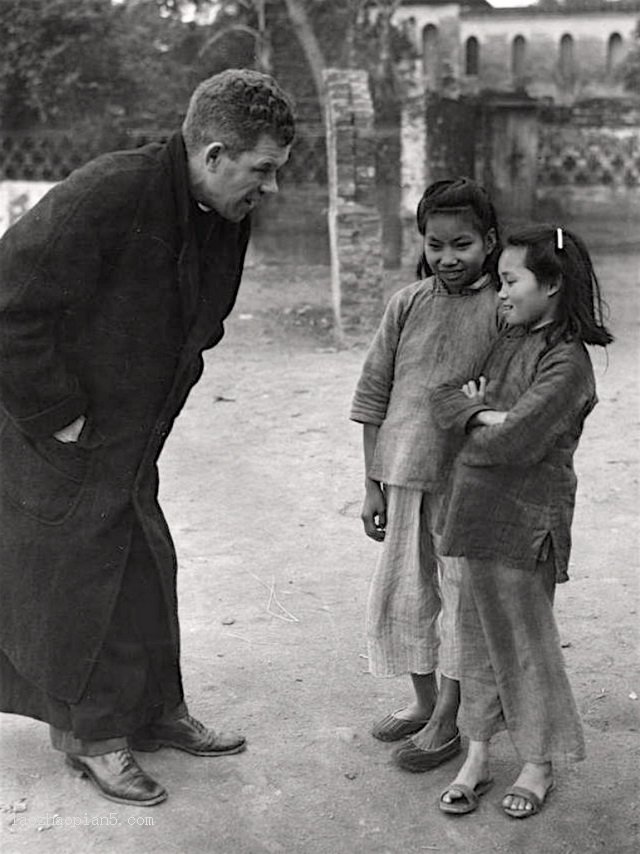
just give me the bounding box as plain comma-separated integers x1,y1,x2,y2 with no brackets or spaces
0,180,104,438
429,339,497,433
458,344,596,467
349,286,413,425
431,393,491,435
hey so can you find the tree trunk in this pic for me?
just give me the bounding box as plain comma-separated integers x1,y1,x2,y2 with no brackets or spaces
340,0,365,67
374,1,401,83
281,0,326,109
371,1,403,268
254,0,273,75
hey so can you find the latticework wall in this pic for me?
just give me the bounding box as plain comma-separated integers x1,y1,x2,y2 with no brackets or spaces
538,125,640,188
0,131,157,181
0,126,327,185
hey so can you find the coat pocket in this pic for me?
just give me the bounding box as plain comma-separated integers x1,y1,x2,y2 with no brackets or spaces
0,416,91,524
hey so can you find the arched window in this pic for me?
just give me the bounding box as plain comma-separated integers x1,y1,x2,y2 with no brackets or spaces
422,24,439,83
559,33,575,79
465,37,479,76
607,33,624,73
512,35,526,79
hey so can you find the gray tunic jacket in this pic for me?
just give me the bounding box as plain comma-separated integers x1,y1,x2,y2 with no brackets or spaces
431,327,597,580
350,275,499,491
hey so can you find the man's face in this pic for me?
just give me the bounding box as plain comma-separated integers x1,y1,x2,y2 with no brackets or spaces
194,134,291,222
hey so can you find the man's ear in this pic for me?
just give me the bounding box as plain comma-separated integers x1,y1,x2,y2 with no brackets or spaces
204,142,225,171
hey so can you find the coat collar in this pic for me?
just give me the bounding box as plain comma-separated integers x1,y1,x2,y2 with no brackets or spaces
160,132,203,333
432,272,493,296
164,131,197,240
165,131,229,243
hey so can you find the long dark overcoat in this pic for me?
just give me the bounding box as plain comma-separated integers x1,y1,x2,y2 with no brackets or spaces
0,133,250,704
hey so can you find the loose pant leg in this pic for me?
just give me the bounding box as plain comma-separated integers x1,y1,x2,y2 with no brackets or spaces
458,562,506,738
50,524,184,752
436,556,463,681
459,555,585,764
366,487,441,677
49,730,127,757
424,493,463,681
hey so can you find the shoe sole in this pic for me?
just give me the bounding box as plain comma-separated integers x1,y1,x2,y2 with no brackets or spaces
130,739,247,757
65,756,168,807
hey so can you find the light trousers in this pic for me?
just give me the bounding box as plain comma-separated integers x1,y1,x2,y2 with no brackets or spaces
459,553,585,763
367,486,462,680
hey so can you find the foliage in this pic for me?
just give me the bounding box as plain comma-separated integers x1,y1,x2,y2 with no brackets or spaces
0,0,130,128
0,0,212,131
113,2,214,129
0,0,414,132
196,1,413,119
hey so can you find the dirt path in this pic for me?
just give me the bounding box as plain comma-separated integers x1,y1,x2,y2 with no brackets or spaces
1,250,638,854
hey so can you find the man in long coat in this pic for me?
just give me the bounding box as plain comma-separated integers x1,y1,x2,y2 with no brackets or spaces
0,69,295,806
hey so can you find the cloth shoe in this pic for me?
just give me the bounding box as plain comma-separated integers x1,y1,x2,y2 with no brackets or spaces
371,710,431,742
130,712,246,757
65,748,167,806
393,730,462,771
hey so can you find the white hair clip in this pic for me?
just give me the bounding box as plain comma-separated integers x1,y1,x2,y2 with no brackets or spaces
556,227,564,250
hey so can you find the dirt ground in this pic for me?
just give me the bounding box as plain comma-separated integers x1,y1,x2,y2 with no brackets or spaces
1,247,639,854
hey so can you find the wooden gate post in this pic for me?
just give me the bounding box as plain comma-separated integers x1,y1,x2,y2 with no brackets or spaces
477,93,540,223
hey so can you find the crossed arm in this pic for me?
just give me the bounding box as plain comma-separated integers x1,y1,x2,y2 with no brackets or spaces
431,346,595,468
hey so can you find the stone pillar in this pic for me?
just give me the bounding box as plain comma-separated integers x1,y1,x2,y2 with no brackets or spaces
400,61,428,222
324,68,384,340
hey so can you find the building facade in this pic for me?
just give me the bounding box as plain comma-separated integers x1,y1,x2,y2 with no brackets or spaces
395,0,639,104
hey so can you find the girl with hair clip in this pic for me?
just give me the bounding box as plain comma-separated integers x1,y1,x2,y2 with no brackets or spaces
350,177,502,773
431,224,613,818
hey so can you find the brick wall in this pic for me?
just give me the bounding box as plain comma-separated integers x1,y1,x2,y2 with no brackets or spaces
324,69,384,338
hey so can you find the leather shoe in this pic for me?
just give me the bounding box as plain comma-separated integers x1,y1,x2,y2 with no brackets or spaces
66,748,167,806
130,712,246,757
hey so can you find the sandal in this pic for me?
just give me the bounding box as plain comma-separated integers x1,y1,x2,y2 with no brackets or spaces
439,778,494,815
502,781,555,819
371,709,430,742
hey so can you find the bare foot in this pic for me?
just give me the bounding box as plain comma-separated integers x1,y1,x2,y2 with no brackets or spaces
441,743,491,805
410,715,458,750
392,700,435,723
502,762,554,816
